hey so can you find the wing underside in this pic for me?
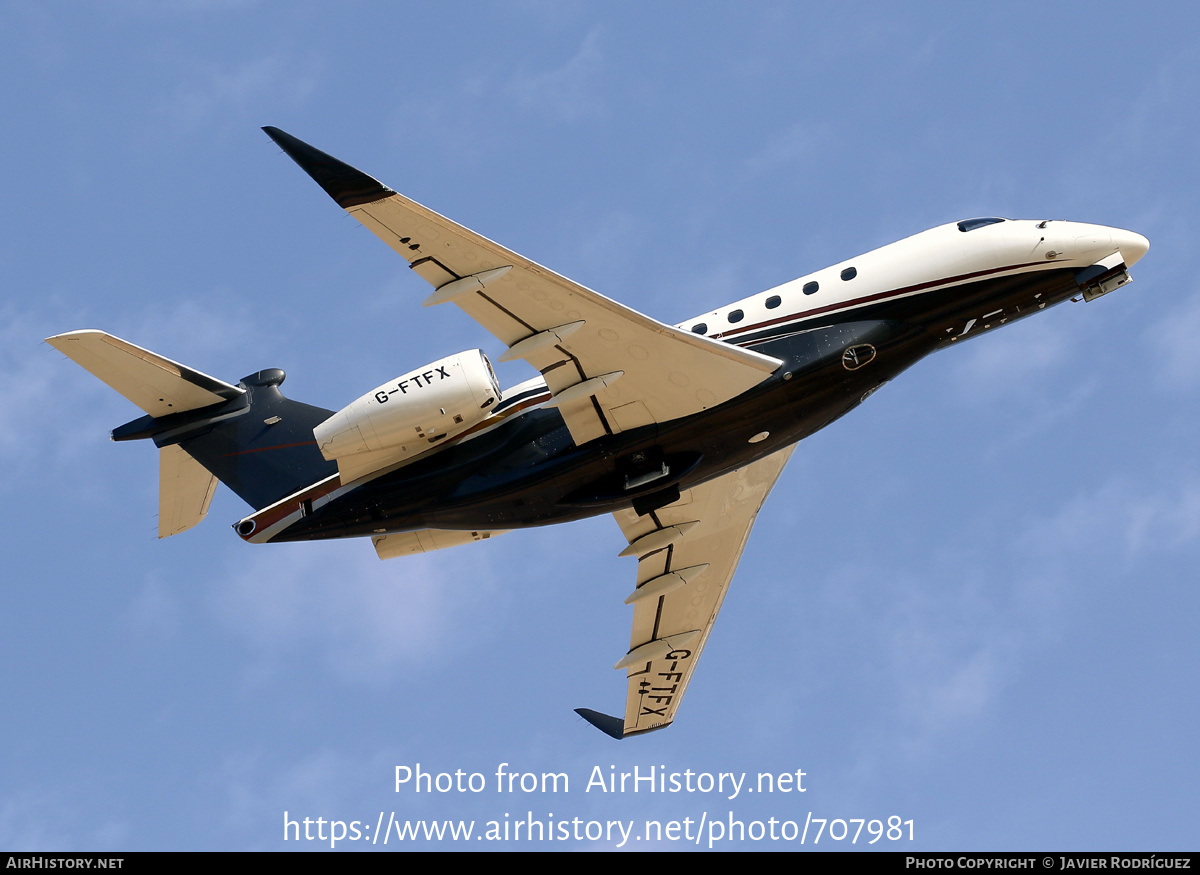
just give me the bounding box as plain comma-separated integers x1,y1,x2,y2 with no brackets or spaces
262,127,782,446
581,446,794,738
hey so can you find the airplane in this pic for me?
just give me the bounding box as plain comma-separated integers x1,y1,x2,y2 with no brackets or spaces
46,127,1150,740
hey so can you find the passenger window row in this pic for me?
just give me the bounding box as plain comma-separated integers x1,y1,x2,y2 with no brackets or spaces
690,264,858,334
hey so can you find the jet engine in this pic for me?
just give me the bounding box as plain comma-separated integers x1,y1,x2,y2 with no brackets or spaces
313,350,500,463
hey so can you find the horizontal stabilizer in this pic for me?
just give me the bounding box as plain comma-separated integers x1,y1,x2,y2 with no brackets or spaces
49,329,337,515
158,444,218,538
46,330,243,418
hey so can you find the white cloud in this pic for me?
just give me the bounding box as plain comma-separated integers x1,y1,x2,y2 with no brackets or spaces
852,466,1200,759
745,121,827,177
211,536,508,686
1029,475,1200,571
568,210,643,283
110,0,262,11
947,316,1072,399
201,743,418,849
0,790,67,850
164,52,318,131
503,29,606,122
211,748,355,843
118,297,257,375
1146,287,1200,391
122,574,184,641
872,566,1021,748
0,310,62,463
0,787,129,850
909,645,1005,728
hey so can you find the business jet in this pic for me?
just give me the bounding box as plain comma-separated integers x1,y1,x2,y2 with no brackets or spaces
46,128,1149,739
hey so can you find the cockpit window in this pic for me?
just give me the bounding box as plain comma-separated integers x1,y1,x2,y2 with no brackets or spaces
957,217,1006,232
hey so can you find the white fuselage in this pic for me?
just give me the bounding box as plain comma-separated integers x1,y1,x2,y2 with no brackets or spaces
679,219,1149,343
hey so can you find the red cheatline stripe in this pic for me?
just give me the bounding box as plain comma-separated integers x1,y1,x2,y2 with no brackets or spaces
713,260,1048,341
220,440,318,457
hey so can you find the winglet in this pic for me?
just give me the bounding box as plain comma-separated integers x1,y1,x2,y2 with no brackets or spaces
262,126,394,209
574,708,625,740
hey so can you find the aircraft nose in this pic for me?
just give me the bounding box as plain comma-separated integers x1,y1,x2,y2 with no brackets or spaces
1113,228,1150,267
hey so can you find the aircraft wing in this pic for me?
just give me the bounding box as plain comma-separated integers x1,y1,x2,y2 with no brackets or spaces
263,127,783,445
577,445,795,739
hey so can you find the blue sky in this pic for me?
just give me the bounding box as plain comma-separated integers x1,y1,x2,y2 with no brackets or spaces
2,1,1197,851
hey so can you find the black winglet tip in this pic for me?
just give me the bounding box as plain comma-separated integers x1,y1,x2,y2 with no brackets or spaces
261,125,311,158
575,708,625,740
260,126,394,209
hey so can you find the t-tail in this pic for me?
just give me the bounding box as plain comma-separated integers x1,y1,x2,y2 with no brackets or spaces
46,330,337,537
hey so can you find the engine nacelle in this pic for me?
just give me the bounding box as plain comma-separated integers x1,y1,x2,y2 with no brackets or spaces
314,350,500,462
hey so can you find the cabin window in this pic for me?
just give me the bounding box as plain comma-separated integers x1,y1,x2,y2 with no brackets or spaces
765,295,781,309
691,323,707,334
803,281,819,295
728,309,744,323
840,267,857,281
957,217,1006,232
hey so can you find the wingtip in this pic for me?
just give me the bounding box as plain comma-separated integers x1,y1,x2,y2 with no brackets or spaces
261,126,394,209
45,329,103,351
575,708,626,740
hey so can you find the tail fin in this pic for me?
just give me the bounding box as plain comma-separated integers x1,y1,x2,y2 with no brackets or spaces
47,331,338,531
